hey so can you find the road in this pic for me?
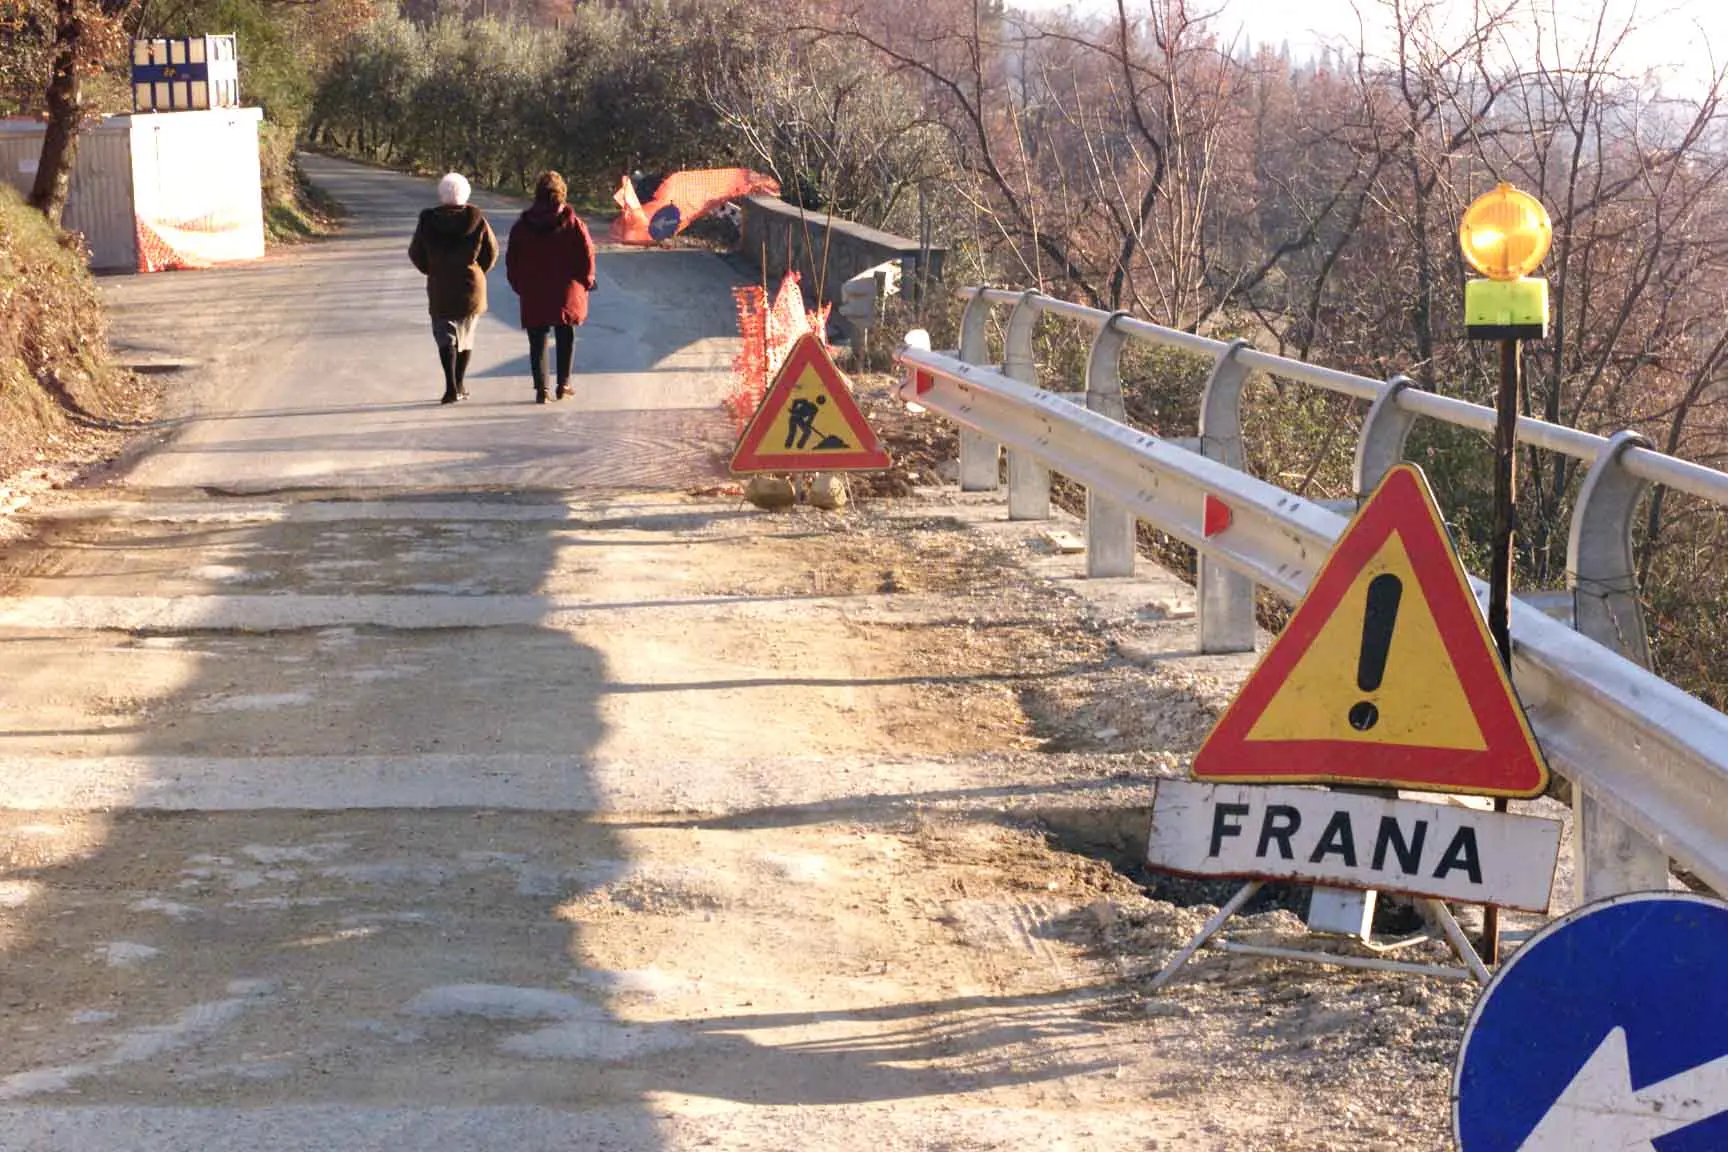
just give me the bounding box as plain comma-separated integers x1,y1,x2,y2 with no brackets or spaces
0,157,1458,1150
105,154,743,493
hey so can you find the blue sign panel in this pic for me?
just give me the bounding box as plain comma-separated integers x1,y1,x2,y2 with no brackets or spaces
1454,892,1728,1151
648,204,682,243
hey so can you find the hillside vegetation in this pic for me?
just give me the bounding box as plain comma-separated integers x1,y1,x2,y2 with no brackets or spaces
0,184,157,487
301,0,1728,707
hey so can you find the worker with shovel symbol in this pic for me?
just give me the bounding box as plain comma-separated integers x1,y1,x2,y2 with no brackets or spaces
784,395,850,451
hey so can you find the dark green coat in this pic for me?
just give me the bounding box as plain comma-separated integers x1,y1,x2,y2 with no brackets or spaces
408,204,498,320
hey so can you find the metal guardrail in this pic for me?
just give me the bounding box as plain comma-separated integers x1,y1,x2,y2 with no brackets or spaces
897,287,1728,906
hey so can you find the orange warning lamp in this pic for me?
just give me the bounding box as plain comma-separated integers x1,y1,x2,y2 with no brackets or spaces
1460,183,1551,280
1461,183,1552,340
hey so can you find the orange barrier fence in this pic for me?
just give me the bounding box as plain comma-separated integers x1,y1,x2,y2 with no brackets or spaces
726,271,830,433
611,168,780,246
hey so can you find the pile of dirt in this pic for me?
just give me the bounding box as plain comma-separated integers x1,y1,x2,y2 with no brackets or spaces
0,185,160,513
850,371,958,500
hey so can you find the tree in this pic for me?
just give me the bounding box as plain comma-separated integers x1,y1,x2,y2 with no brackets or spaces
20,0,130,225
704,21,948,230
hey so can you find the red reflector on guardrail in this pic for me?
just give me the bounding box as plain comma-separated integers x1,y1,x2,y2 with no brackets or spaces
1204,494,1232,537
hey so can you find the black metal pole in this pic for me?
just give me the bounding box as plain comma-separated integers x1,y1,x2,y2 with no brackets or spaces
1483,337,1520,962
1488,338,1519,669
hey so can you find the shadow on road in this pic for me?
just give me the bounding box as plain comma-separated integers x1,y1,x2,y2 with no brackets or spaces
0,494,670,1146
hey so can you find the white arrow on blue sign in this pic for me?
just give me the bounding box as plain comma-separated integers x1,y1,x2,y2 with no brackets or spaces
1454,891,1728,1152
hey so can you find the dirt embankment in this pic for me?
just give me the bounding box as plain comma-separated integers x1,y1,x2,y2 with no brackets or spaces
0,185,159,511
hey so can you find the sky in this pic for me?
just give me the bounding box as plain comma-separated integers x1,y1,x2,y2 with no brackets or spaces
1013,0,1728,93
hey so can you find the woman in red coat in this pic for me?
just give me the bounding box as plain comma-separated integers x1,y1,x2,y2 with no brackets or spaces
505,171,597,404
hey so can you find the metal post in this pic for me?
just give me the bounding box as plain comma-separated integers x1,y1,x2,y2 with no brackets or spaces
1488,340,1519,670
956,293,1000,491
1484,338,1521,962
1084,312,1136,577
1197,341,1256,653
1003,291,1051,520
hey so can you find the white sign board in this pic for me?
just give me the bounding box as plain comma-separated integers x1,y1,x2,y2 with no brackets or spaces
1146,779,1561,913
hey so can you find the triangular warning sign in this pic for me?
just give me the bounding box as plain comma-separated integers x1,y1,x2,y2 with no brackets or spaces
731,334,891,473
1192,464,1548,797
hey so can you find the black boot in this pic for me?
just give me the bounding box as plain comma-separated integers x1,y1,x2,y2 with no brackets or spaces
438,345,458,405
529,337,548,404
454,349,471,400
554,325,574,400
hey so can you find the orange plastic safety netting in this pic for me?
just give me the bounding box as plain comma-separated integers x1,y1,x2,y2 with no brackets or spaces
726,271,831,433
610,168,780,246
135,210,263,272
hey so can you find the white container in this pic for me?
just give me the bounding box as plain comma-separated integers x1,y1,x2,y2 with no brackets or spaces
0,118,136,269
0,108,265,272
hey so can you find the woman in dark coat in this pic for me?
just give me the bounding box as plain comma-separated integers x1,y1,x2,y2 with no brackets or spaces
408,172,498,405
506,171,597,404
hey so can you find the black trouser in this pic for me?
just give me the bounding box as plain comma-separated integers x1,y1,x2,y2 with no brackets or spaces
527,324,574,392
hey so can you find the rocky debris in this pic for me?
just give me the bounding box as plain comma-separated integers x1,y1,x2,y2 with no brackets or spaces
807,473,848,510
742,475,797,509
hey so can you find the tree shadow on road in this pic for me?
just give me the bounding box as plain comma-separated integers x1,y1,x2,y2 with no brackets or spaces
0,490,671,1149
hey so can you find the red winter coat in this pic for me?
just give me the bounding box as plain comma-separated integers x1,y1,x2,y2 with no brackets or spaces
505,202,596,329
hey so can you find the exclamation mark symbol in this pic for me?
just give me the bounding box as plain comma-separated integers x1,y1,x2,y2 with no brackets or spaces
1348,574,1403,732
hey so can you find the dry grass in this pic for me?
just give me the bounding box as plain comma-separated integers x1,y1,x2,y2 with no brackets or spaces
0,184,160,487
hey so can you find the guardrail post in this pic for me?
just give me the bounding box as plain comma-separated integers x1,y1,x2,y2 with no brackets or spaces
1352,375,1418,495
1568,430,1670,901
1003,290,1051,520
1197,340,1256,653
956,292,1000,491
1084,312,1136,577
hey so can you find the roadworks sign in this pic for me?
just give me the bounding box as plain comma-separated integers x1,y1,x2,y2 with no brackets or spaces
1192,463,1548,797
731,333,890,474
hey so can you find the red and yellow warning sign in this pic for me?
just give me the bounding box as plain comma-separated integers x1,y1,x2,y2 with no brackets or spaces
731,333,891,474
1192,464,1548,797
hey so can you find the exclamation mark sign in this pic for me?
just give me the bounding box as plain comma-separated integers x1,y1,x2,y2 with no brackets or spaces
1348,574,1403,732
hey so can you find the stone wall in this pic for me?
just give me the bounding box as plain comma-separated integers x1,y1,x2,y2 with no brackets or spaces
738,196,945,333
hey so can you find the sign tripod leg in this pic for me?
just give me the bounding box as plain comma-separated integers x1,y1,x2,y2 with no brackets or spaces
1147,881,1262,992
1421,898,1491,983
1148,885,1494,993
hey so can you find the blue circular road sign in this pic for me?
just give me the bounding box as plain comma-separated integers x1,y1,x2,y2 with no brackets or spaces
648,203,682,242
1454,891,1728,1151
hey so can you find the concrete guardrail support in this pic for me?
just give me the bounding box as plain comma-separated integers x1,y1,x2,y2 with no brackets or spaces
1003,291,1051,520
956,292,1000,492
1084,311,1137,578
1352,375,1419,495
1196,340,1257,653
1568,430,1671,900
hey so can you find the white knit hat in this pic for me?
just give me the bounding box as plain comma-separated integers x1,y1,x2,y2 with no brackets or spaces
438,172,471,207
